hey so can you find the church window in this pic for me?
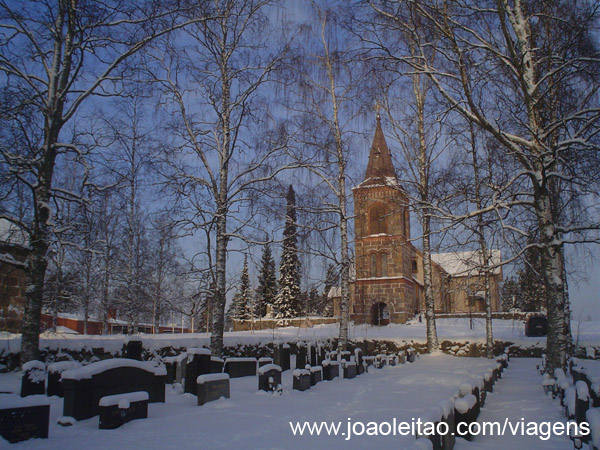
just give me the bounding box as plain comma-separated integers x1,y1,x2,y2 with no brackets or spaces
381,253,388,277
370,254,377,277
369,203,388,235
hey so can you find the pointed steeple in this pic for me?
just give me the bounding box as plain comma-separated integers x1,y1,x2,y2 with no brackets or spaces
364,113,396,182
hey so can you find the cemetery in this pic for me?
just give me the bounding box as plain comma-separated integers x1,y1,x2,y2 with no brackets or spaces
0,330,597,449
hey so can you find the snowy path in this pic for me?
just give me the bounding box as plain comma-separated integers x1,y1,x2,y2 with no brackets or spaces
455,358,572,449
3,354,497,450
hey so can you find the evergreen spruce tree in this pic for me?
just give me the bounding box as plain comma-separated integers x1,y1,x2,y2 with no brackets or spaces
238,255,252,320
273,186,301,319
227,255,253,326
256,243,277,318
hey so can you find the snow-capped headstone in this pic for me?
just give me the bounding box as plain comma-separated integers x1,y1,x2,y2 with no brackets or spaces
124,336,143,361
273,343,290,371
21,360,46,397
292,369,311,392
0,394,50,443
47,361,81,397
98,391,148,429
258,364,281,393
224,357,257,378
197,374,230,406
184,348,211,394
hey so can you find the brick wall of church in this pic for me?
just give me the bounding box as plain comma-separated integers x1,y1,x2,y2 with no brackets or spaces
351,184,417,324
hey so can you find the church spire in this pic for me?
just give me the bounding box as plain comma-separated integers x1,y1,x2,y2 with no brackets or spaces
364,113,396,182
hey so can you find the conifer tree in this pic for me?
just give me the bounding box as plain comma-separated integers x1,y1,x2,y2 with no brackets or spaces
273,186,301,319
230,255,252,321
256,243,277,318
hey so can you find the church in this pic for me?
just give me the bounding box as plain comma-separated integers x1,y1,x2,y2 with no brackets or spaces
330,114,503,325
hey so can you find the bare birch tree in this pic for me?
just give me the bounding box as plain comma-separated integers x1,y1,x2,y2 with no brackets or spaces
149,0,293,355
367,0,600,371
0,0,211,362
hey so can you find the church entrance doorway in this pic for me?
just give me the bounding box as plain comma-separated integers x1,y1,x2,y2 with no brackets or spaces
371,302,390,326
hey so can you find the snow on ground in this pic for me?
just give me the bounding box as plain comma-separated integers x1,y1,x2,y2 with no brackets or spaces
2,354,499,449
455,358,573,450
1,319,598,355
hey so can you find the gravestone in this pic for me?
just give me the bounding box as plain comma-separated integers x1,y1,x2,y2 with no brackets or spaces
196,373,230,406
47,361,80,397
125,337,143,361
163,357,177,384
354,348,363,367
397,351,406,364
258,357,273,368
310,366,323,385
258,364,282,392
293,369,311,392
363,356,375,367
0,395,50,443
343,361,357,379
310,344,318,366
197,374,230,406
296,343,307,369
406,348,416,363
210,356,224,373
317,345,327,366
274,343,291,371
575,381,590,425
21,361,46,397
175,353,187,384
185,348,212,394
454,394,478,441
322,360,339,381
224,358,257,378
98,391,148,429
62,359,166,420
375,354,387,369
340,351,351,362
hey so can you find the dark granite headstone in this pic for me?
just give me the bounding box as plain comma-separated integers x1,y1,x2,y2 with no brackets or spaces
21,362,46,397
258,364,282,392
224,358,257,378
343,362,357,379
293,370,311,391
340,351,351,362
197,374,230,406
575,381,590,425
310,344,318,366
125,339,143,360
274,344,291,371
258,357,273,368
296,343,307,369
98,392,148,429
0,398,49,443
185,349,211,394
363,356,375,367
62,360,166,421
323,361,339,381
310,366,322,385
317,346,327,366
164,358,176,384
47,361,81,398
398,352,406,364
210,357,224,373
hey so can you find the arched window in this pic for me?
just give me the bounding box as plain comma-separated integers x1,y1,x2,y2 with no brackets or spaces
370,254,377,277
369,203,388,235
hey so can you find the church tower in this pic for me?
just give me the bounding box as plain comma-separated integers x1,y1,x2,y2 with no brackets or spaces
350,113,416,324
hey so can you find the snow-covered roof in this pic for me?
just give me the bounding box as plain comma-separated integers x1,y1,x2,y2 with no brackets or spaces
0,218,28,246
431,250,502,277
327,286,341,298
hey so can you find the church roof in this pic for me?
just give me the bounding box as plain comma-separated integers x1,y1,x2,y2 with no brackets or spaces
363,113,397,183
431,250,502,277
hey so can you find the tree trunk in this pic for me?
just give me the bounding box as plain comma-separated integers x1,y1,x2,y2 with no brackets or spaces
534,182,568,372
